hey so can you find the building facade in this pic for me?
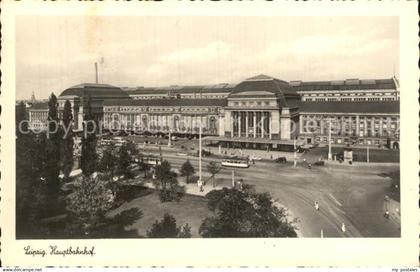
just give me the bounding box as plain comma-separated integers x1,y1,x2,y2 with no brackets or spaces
103,99,226,136
291,77,399,102
26,74,400,150
299,101,400,148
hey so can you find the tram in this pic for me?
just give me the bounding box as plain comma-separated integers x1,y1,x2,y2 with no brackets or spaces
221,159,250,168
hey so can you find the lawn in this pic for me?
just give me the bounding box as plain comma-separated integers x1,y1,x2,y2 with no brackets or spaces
108,191,213,238
303,146,399,163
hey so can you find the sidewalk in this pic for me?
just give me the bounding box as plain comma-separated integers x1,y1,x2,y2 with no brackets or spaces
324,160,400,167
130,174,228,197
206,146,299,161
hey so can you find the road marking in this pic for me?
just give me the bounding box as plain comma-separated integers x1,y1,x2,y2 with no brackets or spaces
328,193,343,207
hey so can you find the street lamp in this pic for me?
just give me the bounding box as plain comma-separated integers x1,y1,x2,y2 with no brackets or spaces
198,115,202,187
328,118,332,160
293,137,297,167
367,141,370,163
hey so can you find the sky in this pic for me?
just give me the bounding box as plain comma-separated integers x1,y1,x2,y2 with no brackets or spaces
16,16,399,100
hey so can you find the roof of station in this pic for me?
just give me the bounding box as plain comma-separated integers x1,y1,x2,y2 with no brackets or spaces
299,101,400,114
290,78,397,92
103,98,227,107
229,74,301,108
125,83,236,95
59,83,129,99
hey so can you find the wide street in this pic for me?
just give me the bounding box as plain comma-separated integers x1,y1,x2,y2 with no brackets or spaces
104,135,400,237
146,148,400,237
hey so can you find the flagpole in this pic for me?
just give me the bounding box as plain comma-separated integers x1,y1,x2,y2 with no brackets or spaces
198,115,202,186
94,62,98,84
293,137,297,167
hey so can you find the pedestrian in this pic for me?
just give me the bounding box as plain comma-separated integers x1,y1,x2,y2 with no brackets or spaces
384,210,390,219
238,179,244,191
314,201,319,211
198,180,204,192
341,223,346,233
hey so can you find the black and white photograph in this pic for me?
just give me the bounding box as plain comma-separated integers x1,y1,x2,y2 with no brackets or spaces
14,16,402,239
1,1,418,267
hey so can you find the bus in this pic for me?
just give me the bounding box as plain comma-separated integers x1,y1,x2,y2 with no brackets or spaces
221,159,250,168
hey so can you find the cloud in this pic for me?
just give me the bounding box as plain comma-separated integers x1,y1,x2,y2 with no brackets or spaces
15,17,399,99
157,41,232,64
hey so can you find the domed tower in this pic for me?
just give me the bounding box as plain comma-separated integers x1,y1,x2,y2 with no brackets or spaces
58,83,130,131
224,74,300,142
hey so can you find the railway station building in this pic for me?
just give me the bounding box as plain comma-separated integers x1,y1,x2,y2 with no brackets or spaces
26,74,400,150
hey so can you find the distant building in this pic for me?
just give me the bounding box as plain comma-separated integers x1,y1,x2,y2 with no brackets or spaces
28,83,130,131
28,102,49,130
299,101,399,148
290,77,399,102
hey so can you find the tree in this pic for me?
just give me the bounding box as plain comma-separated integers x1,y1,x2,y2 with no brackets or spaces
199,185,297,238
125,140,138,156
45,93,61,197
137,155,151,178
146,213,191,238
180,159,195,184
60,100,74,181
154,160,185,202
178,223,192,238
207,161,221,187
116,143,133,178
66,173,115,235
98,146,116,176
16,101,28,137
81,95,97,176
15,113,51,237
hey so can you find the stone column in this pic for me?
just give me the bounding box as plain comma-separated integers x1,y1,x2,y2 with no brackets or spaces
238,111,241,137
356,115,360,137
269,112,272,139
189,115,192,132
371,117,375,137
364,117,367,137
261,112,265,138
299,116,304,135
245,112,249,138
379,117,383,137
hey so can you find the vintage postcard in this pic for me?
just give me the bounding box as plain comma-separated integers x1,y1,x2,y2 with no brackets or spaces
0,1,418,267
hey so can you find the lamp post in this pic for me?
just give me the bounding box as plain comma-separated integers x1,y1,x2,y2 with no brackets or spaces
367,142,370,163
198,115,202,186
231,170,235,187
293,137,297,167
328,118,332,160
168,129,171,147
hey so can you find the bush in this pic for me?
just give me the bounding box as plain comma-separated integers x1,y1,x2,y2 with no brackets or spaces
147,213,191,238
275,157,287,163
